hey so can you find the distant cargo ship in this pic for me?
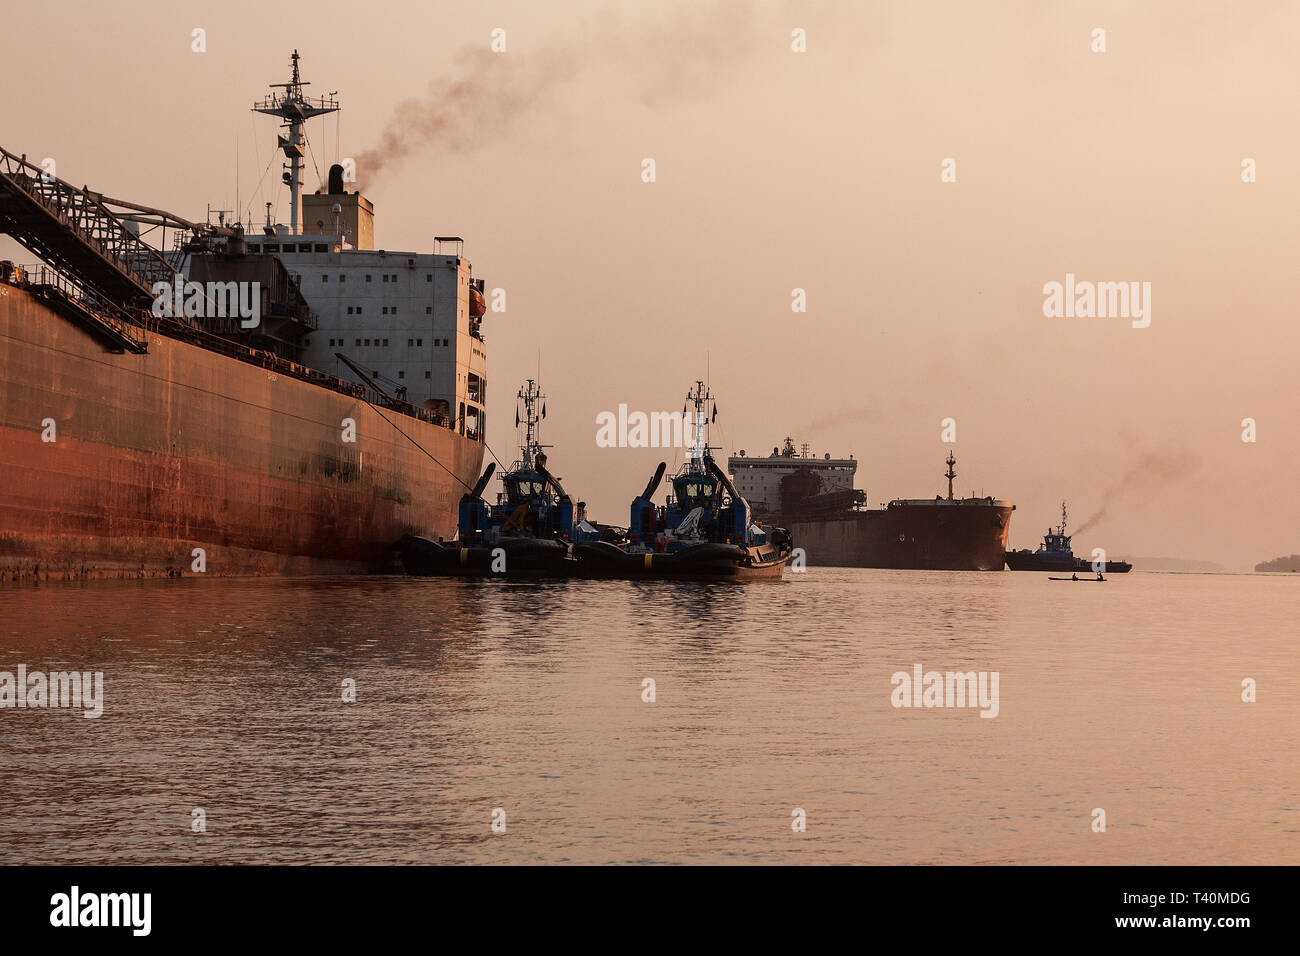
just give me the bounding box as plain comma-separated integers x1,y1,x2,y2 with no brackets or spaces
0,53,487,578
1004,503,1132,573
727,441,1014,571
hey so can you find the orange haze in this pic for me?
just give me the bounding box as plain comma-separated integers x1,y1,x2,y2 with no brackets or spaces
2,0,1296,569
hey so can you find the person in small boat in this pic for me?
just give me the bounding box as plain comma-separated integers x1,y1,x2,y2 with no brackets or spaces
1071,572,1077,581
1096,572,1105,581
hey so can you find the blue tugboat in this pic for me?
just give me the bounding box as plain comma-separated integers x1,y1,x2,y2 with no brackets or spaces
574,382,794,580
1004,502,1132,573
398,380,589,576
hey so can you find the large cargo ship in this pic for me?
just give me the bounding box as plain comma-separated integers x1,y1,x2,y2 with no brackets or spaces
728,441,1014,570
0,53,487,579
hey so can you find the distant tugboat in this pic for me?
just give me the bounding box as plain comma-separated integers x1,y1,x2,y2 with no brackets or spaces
398,380,591,576
574,382,794,580
1004,502,1132,573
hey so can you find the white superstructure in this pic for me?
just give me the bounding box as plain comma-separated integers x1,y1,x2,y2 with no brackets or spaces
727,439,856,513
236,51,489,441
267,237,488,440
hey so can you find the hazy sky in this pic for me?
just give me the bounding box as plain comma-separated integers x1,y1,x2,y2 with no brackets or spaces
3,0,1296,568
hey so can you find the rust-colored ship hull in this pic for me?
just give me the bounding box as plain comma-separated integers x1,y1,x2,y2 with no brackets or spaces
785,500,1015,571
0,286,483,579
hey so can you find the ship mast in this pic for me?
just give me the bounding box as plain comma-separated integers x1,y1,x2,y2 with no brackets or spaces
516,379,549,470
253,51,339,236
684,380,716,474
945,451,956,500
1059,501,1068,536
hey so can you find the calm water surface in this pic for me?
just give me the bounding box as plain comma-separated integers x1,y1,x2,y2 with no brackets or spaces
1,570,1296,864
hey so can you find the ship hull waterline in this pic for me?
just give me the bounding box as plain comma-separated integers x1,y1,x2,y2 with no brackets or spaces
572,540,792,581
1005,552,1133,573
0,286,484,579
782,502,1015,571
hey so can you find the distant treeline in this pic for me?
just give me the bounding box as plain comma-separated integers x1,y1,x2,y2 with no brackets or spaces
1255,555,1300,572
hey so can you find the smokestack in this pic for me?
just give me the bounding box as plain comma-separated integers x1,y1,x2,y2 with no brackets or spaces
328,164,345,195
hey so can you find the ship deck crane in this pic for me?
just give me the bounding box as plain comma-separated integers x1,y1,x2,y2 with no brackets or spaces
333,352,409,407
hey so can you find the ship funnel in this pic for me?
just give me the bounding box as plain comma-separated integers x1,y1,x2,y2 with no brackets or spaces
328,164,345,195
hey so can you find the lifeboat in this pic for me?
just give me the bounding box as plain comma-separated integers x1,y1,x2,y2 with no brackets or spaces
469,286,486,318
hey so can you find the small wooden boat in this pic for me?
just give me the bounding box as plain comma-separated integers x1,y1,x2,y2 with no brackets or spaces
1048,576,1106,582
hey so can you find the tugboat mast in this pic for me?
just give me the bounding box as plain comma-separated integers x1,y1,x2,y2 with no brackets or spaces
253,50,339,235
1059,501,1068,536
684,380,716,474
515,379,549,470
945,451,957,501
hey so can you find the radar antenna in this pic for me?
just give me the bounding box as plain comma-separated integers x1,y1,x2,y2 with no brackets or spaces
515,379,550,471
253,51,339,235
684,380,716,474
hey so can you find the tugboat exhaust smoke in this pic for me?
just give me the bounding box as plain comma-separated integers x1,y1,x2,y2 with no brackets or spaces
1073,443,1201,536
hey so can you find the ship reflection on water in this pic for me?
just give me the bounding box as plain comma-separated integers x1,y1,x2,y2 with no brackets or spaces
1,571,1296,865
